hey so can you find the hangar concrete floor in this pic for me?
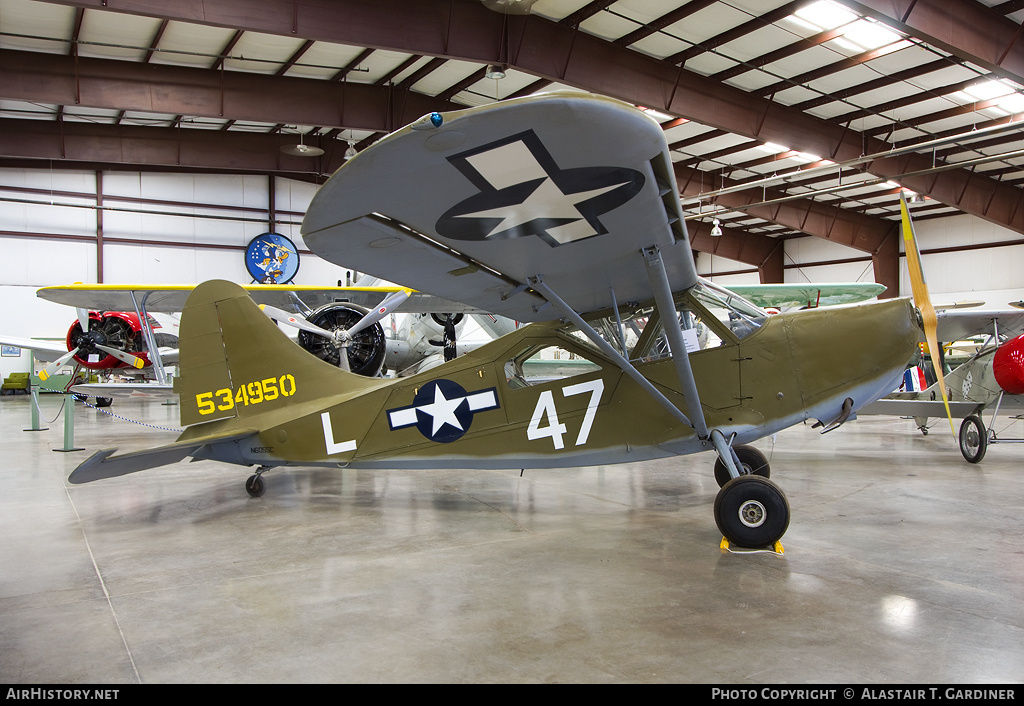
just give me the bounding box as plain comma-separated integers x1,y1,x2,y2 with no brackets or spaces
1,393,1022,684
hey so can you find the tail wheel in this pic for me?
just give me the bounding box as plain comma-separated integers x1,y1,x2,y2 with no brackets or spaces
714,475,790,548
297,303,387,377
245,474,266,498
713,444,770,488
959,415,988,464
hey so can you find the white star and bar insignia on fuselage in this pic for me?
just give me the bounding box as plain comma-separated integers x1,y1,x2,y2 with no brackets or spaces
387,379,500,443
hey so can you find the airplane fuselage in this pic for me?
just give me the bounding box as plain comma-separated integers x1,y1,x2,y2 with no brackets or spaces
186,296,918,471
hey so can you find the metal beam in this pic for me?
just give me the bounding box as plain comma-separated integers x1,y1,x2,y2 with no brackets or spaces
846,0,1024,87
31,0,1024,235
0,49,460,133
0,118,349,176
675,165,895,254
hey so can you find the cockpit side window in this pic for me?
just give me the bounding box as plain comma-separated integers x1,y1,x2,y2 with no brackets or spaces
505,344,602,389
625,281,767,362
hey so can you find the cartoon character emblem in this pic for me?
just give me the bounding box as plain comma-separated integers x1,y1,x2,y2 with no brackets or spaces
435,130,645,247
387,379,500,443
246,233,299,284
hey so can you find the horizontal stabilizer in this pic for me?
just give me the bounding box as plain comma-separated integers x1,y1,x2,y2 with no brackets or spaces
68,431,255,484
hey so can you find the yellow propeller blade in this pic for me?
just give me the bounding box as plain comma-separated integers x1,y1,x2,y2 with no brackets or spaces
900,192,955,436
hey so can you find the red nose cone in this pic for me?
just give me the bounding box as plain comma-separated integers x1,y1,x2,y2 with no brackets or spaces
993,334,1024,395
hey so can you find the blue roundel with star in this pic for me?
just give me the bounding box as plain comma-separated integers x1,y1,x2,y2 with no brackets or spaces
386,379,500,444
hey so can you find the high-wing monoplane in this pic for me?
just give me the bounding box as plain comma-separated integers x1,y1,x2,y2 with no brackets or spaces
67,93,924,549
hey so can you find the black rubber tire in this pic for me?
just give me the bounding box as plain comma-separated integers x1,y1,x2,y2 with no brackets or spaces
714,475,790,548
245,474,266,498
95,397,113,407
959,415,988,464
713,444,770,488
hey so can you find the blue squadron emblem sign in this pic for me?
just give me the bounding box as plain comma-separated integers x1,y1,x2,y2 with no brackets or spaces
246,233,300,284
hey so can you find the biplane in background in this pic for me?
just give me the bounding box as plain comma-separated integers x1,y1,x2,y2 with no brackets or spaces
68,92,925,549
1,282,487,400
858,314,1024,463
855,196,1024,463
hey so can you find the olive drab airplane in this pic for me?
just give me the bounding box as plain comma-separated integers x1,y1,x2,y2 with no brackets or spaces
69,92,925,549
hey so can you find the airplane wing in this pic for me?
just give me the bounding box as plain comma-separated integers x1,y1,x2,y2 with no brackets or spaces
724,282,886,309
36,284,478,314
0,335,66,362
302,91,697,322
70,382,174,398
934,309,1024,342
857,398,982,418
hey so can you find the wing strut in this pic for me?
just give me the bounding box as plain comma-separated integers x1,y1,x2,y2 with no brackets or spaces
527,275,696,430
130,291,167,385
641,246,709,440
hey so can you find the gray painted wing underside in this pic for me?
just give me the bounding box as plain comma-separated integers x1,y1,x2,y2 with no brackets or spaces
302,92,696,322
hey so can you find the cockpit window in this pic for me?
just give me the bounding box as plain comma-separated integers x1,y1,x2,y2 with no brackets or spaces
687,280,768,343
505,344,602,389
612,280,767,362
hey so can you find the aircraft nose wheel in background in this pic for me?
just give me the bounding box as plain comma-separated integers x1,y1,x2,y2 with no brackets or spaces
714,475,790,548
959,415,988,463
713,444,770,488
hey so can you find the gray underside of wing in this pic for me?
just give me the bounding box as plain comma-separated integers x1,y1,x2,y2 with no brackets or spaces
935,309,1024,342
302,92,697,322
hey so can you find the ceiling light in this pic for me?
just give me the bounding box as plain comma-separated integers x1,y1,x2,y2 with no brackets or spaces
344,141,357,160
840,19,902,50
485,64,507,80
964,79,1015,101
794,1,856,31
710,218,723,237
997,93,1024,113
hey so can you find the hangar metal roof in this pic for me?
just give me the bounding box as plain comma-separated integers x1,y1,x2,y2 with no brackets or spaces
2,0,1024,270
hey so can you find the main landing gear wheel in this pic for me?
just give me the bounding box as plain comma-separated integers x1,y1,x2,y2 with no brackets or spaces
713,444,770,488
245,474,266,498
714,475,790,549
959,415,988,464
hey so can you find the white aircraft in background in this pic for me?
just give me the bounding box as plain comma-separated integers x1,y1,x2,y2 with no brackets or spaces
1,281,511,402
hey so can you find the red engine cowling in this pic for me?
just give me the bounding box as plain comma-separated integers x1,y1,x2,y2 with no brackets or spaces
993,333,1024,395
65,312,152,370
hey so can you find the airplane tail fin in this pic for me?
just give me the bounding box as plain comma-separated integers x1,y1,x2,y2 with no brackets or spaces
175,279,378,429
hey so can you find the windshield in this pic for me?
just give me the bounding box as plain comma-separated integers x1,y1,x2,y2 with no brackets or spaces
688,278,769,343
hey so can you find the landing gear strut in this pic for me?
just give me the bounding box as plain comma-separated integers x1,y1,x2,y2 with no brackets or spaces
713,444,770,488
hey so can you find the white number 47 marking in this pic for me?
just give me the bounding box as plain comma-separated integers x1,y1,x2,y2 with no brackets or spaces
527,379,604,450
